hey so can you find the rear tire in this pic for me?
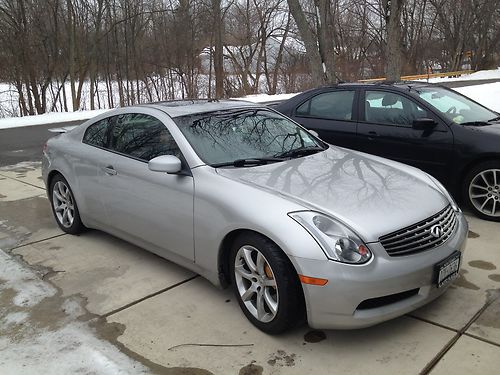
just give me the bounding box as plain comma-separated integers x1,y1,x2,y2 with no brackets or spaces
49,174,86,234
229,232,305,334
463,161,500,221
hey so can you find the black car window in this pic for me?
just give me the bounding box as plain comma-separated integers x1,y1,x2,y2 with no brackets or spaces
296,91,355,121
110,113,181,161
365,91,428,126
83,117,113,147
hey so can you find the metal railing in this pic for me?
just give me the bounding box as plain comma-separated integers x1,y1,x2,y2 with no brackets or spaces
358,70,475,83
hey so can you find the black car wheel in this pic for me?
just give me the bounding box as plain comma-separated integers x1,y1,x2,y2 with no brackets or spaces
464,161,500,221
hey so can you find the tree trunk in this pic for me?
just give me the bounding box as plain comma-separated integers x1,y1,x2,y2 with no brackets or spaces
384,0,405,81
212,0,224,98
316,0,336,84
287,0,327,85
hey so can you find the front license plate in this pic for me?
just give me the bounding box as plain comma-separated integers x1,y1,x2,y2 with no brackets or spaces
434,251,461,288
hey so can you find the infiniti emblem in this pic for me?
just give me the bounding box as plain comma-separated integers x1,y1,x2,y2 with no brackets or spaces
430,225,443,238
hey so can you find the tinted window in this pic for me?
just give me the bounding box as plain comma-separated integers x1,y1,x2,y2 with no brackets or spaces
296,91,355,120
365,91,428,126
83,117,112,147
110,113,181,161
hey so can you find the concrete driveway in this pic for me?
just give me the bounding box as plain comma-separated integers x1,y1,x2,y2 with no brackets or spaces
1,161,499,374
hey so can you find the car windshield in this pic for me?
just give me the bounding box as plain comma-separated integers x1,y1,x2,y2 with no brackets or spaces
174,108,325,166
414,86,498,125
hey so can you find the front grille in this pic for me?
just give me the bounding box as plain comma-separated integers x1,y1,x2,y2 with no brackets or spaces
380,205,457,256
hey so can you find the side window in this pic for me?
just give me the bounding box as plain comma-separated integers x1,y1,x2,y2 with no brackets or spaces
83,117,112,147
365,91,428,126
110,113,181,161
296,91,355,121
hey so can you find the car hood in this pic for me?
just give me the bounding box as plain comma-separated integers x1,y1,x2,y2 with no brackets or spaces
216,147,449,242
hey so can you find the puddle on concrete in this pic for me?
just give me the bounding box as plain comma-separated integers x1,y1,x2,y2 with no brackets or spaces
0,195,57,250
0,161,41,174
239,364,263,375
304,330,327,343
468,260,497,271
454,269,480,290
468,230,480,238
488,274,500,282
267,349,296,367
92,318,214,375
471,289,500,330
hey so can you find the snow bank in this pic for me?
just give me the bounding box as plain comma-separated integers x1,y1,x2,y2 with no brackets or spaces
422,67,500,83
0,74,498,131
235,92,300,103
0,109,109,130
0,93,299,130
454,82,500,112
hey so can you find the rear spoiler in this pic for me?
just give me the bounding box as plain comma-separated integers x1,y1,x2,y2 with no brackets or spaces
48,125,79,133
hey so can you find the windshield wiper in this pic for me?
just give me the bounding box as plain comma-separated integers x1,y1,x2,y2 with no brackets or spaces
274,146,326,159
212,157,285,168
488,115,500,122
460,121,489,126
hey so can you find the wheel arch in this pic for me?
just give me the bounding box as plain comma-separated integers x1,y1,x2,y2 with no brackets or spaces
47,169,64,191
217,228,301,289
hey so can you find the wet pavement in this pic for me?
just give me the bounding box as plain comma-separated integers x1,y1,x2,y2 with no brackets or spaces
1,162,499,374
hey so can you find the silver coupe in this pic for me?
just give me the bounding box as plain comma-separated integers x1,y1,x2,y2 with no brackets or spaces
42,101,468,333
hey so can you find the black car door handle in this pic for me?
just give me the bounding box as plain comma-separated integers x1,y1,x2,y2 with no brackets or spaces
103,165,117,176
367,131,379,140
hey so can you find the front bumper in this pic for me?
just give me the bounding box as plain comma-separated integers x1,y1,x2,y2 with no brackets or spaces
292,212,468,329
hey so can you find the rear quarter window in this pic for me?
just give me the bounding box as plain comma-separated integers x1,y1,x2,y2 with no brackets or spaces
83,117,113,148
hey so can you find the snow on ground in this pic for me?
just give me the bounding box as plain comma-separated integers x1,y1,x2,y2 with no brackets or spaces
0,249,149,374
0,109,109,130
454,82,500,112
235,92,300,103
0,93,299,130
0,69,499,130
420,67,500,83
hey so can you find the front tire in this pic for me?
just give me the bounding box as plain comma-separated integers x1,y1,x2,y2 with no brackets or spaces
230,232,305,334
463,161,500,221
49,174,86,234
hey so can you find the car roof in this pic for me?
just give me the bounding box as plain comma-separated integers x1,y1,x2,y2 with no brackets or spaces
311,81,438,91
141,99,261,118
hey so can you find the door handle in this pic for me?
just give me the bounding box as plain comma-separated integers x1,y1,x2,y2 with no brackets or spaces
367,131,379,140
103,165,117,176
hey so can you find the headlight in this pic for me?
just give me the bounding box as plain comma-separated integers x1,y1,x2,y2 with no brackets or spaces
289,211,371,264
427,174,461,212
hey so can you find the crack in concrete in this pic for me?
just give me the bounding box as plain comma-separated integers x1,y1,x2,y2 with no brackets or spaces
102,275,199,318
419,288,500,374
0,171,45,190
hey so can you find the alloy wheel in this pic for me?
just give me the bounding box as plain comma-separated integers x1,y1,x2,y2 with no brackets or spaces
52,181,75,228
234,245,279,323
469,169,500,217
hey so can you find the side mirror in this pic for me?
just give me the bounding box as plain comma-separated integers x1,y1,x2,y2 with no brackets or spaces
412,118,437,130
308,129,319,138
148,155,182,174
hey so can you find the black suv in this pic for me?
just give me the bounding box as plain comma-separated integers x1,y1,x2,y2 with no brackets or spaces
275,82,500,221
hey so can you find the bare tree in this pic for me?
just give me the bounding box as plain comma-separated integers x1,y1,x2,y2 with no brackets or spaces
383,0,404,80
